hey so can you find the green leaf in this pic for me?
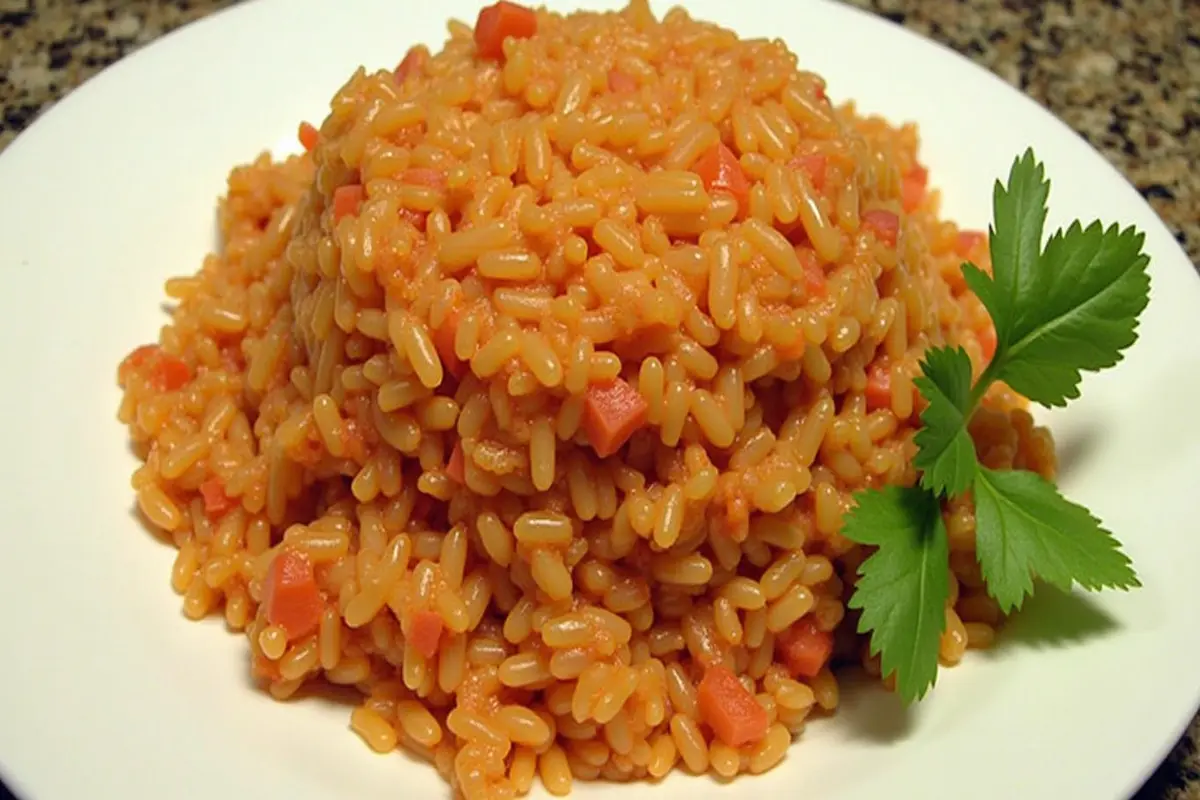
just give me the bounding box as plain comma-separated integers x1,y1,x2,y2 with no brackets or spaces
994,222,1150,407
963,150,1152,408
913,346,978,497
844,486,950,703
837,149,1149,708
972,466,1141,614
969,149,1051,347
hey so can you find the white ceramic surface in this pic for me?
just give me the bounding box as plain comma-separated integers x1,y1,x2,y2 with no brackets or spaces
0,1,1196,798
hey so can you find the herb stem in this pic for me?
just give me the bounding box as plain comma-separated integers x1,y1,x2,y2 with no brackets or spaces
967,356,1003,411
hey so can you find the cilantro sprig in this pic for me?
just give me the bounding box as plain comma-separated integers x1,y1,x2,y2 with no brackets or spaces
843,149,1149,703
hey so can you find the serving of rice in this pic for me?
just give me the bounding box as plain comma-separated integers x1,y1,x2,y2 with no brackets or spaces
116,1,1056,796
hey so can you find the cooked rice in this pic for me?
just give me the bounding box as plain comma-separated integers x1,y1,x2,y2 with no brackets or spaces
117,2,1057,797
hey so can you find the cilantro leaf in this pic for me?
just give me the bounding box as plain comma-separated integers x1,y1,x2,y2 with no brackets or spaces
913,346,978,497
973,221,1150,407
846,148,1149,708
972,466,1140,614
962,149,1151,408
844,486,950,703
964,149,1050,348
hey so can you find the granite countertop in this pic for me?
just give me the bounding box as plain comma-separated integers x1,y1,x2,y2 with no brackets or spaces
1,0,1197,797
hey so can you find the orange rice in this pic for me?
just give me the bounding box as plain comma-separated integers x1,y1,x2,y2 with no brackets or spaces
116,2,1056,797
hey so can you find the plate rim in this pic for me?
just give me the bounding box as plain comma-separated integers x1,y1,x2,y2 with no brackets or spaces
0,1,1197,798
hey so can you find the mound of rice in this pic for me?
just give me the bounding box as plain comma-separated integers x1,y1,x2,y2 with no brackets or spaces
117,1,1056,796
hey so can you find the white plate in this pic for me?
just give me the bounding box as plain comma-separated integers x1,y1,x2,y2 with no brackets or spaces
0,0,1196,798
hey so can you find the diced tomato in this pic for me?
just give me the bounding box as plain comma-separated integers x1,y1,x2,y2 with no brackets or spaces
409,610,445,659
474,1,538,61
121,345,191,392
862,209,899,247
697,666,769,747
332,184,366,223
955,230,986,259
297,121,319,153
433,306,466,379
693,141,751,217
790,154,827,193
776,618,834,679
865,360,892,412
154,355,191,391
446,441,467,484
394,46,428,84
199,477,237,519
262,549,323,640
901,165,928,214
607,68,638,94
118,344,158,385
583,378,648,458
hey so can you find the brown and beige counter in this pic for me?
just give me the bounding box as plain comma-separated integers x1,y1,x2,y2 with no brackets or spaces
1,0,1197,797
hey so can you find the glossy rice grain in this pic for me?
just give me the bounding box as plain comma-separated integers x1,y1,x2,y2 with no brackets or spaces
116,2,1056,798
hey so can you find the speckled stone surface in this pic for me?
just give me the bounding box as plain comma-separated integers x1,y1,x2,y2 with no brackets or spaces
0,0,1197,797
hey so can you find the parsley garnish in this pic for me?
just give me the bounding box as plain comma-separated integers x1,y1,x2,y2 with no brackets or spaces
912,346,977,497
972,467,1139,613
842,149,1149,704
844,486,949,701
